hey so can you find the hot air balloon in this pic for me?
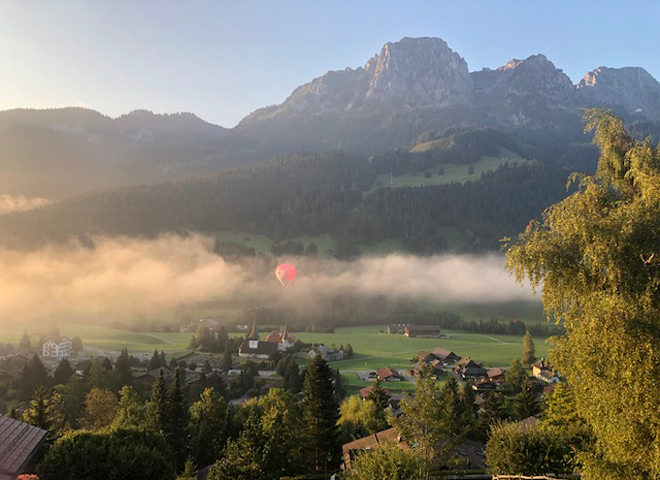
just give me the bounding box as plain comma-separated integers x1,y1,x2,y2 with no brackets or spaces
274,263,297,286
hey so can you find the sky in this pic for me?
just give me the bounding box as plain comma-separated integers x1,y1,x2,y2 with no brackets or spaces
1,1,658,128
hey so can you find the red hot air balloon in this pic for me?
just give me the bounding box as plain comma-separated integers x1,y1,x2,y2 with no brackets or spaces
274,264,297,286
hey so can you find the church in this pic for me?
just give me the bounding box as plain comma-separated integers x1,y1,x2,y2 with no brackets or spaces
238,318,279,359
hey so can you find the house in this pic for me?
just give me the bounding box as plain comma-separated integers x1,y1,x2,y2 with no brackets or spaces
358,385,392,400
430,347,461,364
454,358,488,379
404,325,441,338
387,324,408,334
411,361,442,377
238,319,279,359
377,367,403,382
471,379,498,392
264,325,295,351
41,336,72,358
341,427,409,470
486,367,506,384
307,344,344,361
0,344,15,361
0,414,48,480
532,359,560,383
132,367,174,387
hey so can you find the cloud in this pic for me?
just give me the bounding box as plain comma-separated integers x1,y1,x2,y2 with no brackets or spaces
0,195,53,215
0,234,533,327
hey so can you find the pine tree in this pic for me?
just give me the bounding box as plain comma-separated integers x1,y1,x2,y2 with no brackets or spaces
45,391,69,438
345,343,354,359
19,331,31,350
20,355,48,400
113,385,143,428
115,348,133,388
148,348,161,370
522,330,536,365
220,347,232,372
216,326,228,353
167,368,189,469
145,370,168,433
202,359,212,375
53,358,74,385
366,378,390,411
160,350,167,368
514,376,540,420
189,387,227,467
505,358,527,394
303,355,340,473
478,393,507,438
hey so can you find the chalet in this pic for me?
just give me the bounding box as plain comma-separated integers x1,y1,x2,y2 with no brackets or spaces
0,415,48,480
132,367,174,387
307,344,344,361
430,347,461,364
411,361,442,377
486,367,506,384
341,427,409,470
404,325,441,338
264,325,295,351
416,350,435,363
358,385,392,400
377,367,403,382
532,359,560,383
387,324,408,334
454,357,488,379
41,336,72,358
238,319,279,359
471,379,498,392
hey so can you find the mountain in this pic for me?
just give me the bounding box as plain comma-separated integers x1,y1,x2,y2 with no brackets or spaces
1,37,660,201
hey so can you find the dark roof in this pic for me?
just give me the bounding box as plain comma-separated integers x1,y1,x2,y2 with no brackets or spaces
359,385,392,399
377,367,402,379
431,347,456,359
404,324,441,331
239,339,278,355
342,427,409,469
247,317,259,341
0,415,48,480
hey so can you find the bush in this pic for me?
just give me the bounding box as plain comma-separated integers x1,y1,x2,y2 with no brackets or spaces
38,428,176,480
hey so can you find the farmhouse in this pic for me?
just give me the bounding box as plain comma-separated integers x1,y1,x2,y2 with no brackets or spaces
41,336,72,358
532,359,560,383
387,324,408,334
454,357,488,379
377,367,403,382
0,414,48,480
404,325,441,338
358,385,392,400
307,344,344,361
341,427,409,470
430,347,461,364
238,319,278,359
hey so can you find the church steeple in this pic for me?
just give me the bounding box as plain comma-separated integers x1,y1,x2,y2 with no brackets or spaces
281,324,288,343
248,316,259,341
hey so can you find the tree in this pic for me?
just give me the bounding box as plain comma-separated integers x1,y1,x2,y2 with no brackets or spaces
348,443,423,480
189,387,227,468
45,391,69,439
506,110,660,479
544,382,583,427
60,374,89,428
196,326,215,351
114,348,134,389
71,336,83,353
83,387,118,431
87,357,118,391
522,330,536,365
345,343,354,359
19,355,48,400
338,395,389,443
176,459,198,480
145,370,168,433
221,348,232,372
19,331,31,350
513,376,540,421
148,349,162,370
22,387,49,430
478,393,508,439
303,355,340,473
113,386,143,428
213,389,305,480
505,359,527,394
167,368,190,469
216,326,229,353
365,378,390,412
486,422,591,477
53,358,74,386
37,428,176,480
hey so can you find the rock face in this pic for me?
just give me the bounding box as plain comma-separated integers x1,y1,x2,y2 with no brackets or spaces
577,67,660,120
241,37,471,123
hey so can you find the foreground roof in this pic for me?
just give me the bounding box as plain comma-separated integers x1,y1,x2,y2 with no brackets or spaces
0,415,48,480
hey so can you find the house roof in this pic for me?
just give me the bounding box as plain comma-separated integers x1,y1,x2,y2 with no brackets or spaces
342,427,409,469
487,367,505,378
42,336,71,344
0,415,48,480
359,385,392,399
247,317,259,341
517,415,541,430
404,324,441,332
430,347,457,359
377,367,402,379
239,339,278,355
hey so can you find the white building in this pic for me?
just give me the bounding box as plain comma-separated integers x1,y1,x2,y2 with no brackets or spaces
42,336,72,358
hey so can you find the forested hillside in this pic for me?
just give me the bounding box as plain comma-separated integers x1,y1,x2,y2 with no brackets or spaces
0,150,570,253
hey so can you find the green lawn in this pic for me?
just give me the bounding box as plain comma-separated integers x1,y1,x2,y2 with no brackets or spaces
296,325,552,370
372,150,534,189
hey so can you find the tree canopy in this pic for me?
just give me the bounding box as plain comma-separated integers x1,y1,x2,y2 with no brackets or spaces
506,110,660,479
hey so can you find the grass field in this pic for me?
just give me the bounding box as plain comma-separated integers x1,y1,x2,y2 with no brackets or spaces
372,150,533,189
296,325,552,371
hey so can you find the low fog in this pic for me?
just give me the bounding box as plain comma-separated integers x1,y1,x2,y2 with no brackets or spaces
0,234,534,326
0,194,53,215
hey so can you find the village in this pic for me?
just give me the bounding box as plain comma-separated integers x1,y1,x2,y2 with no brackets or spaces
0,317,561,480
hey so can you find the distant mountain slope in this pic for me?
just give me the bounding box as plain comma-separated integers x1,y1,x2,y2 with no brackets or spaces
1,37,660,199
